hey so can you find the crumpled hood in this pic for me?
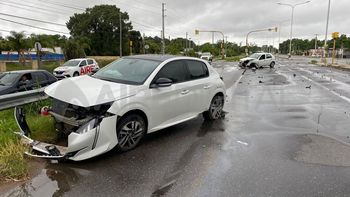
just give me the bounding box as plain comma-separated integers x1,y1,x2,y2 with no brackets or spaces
45,75,140,107
240,57,255,62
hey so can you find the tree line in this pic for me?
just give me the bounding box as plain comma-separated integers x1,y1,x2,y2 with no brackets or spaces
1,4,348,60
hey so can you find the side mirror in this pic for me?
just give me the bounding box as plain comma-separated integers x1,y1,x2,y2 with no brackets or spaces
150,78,173,88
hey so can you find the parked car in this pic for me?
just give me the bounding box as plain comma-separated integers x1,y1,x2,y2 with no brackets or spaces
15,55,226,161
200,52,213,62
239,52,276,69
0,70,57,96
53,58,99,79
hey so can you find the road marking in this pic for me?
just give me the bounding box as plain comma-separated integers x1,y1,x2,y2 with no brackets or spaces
285,67,350,104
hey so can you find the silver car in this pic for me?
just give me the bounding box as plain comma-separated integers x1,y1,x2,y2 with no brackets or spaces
239,53,276,69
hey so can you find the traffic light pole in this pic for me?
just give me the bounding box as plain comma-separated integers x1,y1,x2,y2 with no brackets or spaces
195,30,225,59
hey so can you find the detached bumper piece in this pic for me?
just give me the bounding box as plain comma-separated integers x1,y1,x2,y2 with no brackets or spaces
15,107,68,160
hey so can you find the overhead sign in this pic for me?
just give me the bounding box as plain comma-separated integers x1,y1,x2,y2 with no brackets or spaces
332,32,339,39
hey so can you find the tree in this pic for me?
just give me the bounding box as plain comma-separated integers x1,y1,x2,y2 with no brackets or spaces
66,5,132,56
61,38,86,60
128,30,143,54
6,31,30,62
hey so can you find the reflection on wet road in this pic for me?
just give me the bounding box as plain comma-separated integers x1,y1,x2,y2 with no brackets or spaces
4,59,350,197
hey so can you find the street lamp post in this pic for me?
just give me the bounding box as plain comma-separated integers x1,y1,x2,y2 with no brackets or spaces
277,1,310,58
324,0,331,65
195,30,225,59
245,27,277,56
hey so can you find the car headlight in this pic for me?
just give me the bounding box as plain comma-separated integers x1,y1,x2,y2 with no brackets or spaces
76,118,98,134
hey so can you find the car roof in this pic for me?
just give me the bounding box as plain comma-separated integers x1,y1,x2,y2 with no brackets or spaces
2,70,47,74
125,54,179,62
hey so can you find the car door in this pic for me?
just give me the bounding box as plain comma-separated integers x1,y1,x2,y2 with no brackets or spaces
258,54,266,67
184,60,212,113
265,54,273,66
79,60,89,75
147,60,194,131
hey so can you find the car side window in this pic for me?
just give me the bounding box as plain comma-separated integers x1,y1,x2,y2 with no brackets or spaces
79,60,87,67
87,59,94,64
259,55,266,60
33,72,47,83
154,60,188,83
266,54,272,59
185,60,209,80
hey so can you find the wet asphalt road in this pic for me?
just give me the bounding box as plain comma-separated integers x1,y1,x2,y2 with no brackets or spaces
4,59,350,197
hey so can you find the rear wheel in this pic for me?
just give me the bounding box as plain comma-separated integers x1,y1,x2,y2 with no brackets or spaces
203,95,224,121
116,114,146,152
270,62,275,68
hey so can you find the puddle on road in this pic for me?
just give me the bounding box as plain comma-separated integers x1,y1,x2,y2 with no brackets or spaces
295,134,350,167
3,164,85,197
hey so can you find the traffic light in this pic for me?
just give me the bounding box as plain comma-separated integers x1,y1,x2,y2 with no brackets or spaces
195,29,199,35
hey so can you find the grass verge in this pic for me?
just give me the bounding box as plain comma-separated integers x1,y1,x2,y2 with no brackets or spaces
225,55,244,62
6,61,61,73
0,100,57,181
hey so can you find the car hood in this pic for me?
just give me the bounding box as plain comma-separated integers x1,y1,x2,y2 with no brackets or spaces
45,75,140,107
240,57,255,62
54,66,72,71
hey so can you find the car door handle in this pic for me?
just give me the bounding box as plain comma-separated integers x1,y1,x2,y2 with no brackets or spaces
204,85,211,89
181,90,190,95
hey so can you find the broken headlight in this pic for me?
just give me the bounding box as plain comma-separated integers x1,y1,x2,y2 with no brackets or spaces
75,118,98,134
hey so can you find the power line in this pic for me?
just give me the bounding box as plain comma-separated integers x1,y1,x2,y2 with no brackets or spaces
0,12,66,27
0,2,69,16
37,0,85,11
0,0,72,15
0,18,70,35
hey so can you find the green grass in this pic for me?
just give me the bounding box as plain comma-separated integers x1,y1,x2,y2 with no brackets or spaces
310,60,318,64
0,100,57,181
6,61,61,73
224,55,245,62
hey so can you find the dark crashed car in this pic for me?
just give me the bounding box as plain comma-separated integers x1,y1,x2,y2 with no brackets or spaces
0,70,57,96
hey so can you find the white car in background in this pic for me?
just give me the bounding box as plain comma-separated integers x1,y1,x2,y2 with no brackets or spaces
200,52,213,62
15,55,226,161
53,58,99,79
239,53,276,69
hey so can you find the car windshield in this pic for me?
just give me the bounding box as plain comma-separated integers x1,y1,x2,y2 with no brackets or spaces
0,73,19,86
62,60,81,67
93,58,160,85
249,53,261,59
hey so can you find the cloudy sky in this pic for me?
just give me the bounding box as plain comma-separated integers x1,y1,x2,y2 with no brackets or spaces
0,0,349,47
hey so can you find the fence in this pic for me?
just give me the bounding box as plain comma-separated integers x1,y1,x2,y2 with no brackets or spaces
0,54,64,61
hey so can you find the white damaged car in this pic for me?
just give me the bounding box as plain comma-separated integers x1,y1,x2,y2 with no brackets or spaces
239,53,276,69
15,55,226,161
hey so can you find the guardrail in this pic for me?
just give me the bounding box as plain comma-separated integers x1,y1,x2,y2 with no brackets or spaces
0,88,48,111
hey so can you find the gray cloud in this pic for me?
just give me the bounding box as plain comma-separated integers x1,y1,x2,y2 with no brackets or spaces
0,0,348,47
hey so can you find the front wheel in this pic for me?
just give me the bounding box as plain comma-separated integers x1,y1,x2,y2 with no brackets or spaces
116,114,146,152
270,62,275,68
203,95,224,121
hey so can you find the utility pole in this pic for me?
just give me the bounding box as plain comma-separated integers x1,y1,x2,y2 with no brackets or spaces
119,12,122,57
314,34,318,50
142,33,145,54
212,32,214,45
185,32,188,56
324,0,331,65
161,3,165,55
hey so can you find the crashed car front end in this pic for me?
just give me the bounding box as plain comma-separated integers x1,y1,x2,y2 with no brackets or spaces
15,98,119,161
239,57,256,68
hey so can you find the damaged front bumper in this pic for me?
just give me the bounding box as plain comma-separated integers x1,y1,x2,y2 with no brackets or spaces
14,107,118,161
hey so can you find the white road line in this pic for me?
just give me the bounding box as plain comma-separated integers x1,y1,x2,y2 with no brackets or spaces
285,67,350,104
